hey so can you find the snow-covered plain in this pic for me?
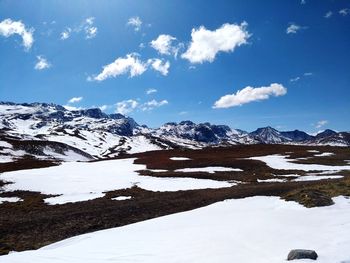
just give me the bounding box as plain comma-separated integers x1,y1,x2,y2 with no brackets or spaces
1,196,350,263
250,154,350,171
0,158,232,204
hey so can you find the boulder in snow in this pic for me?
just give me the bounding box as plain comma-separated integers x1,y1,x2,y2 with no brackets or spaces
287,249,318,260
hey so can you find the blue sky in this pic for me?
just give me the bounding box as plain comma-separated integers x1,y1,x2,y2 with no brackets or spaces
0,0,349,132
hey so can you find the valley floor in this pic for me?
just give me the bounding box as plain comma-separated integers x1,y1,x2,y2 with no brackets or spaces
0,144,350,261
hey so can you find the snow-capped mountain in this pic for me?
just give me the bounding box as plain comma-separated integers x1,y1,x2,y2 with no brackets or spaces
0,102,349,162
250,126,291,144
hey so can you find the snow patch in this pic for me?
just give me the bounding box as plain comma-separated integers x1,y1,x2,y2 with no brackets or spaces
0,158,232,204
170,157,191,161
0,197,23,204
249,154,350,171
111,196,132,201
175,167,243,173
294,175,343,181
314,152,334,157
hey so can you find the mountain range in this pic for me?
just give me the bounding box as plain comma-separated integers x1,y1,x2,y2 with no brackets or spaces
0,102,349,162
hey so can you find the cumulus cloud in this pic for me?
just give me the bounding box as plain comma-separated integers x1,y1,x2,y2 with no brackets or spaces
140,99,168,111
91,53,148,81
148,58,170,76
286,23,301,34
315,120,328,129
150,34,183,57
339,8,350,16
116,99,139,115
146,88,157,95
90,54,171,81
324,11,333,18
181,22,250,64
213,83,287,109
34,56,51,70
150,34,176,55
127,16,142,31
68,97,83,103
0,18,34,50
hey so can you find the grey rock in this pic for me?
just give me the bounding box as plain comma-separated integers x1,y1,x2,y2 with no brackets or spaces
287,249,318,260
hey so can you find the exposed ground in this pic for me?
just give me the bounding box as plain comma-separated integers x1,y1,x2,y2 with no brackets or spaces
0,144,349,255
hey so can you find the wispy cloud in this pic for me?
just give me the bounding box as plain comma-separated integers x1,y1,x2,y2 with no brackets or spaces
116,99,139,115
0,18,34,50
339,8,350,16
34,56,51,70
213,83,287,108
324,11,333,18
290,77,300,82
286,23,304,34
181,22,250,64
146,88,157,95
60,17,97,40
140,99,168,111
315,120,328,129
68,97,83,103
60,27,71,40
127,16,142,31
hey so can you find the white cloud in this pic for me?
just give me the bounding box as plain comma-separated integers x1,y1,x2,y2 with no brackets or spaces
304,72,313,76
339,8,350,16
63,105,84,111
60,27,71,40
213,83,287,109
141,99,168,111
99,105,109,111
86,26,97,39
91,53,148,81
324,11,333,18
34,56,51,70
60,17,97,40
181,22,250,64
179,111,188,115
290,77,300,82
116,99,139,115
148,58,170,76
150,34,182,57
146,88,157,95
0,18,34,50
150,34,175,55
127,16,142,31
68,97,83,103
315,120,328,129
286,23,301,34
